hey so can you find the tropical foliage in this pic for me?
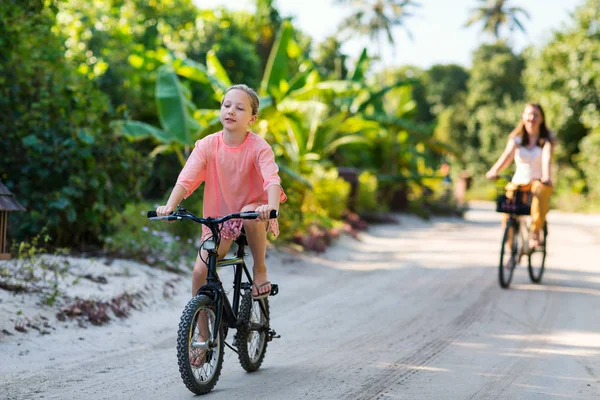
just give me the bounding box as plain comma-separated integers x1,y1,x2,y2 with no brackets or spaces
1,0,598,257
335,0,420,60
465,0,530,40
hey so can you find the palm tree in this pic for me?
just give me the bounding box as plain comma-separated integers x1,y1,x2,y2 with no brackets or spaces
465,0,530,40
334,0,420,63
254,0,282,71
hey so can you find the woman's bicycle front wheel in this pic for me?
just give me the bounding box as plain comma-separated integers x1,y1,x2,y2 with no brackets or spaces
499,219,518,289
176,295,224,395
528,222,548,283
236,291,269,372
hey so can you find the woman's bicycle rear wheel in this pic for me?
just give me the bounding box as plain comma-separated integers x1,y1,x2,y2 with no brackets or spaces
176,295,224,395
499,219,518,289
528,222,548,283
236,291,269,372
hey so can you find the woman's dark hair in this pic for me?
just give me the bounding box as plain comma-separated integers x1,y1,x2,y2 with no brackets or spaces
510,103,554,147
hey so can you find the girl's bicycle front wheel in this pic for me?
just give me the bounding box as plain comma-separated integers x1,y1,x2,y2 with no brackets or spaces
176,295,224,395
236,291,269,372
499,219,518,289
528,222,548,283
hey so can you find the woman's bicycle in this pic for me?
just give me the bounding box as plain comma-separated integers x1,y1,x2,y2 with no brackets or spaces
494,176,548,289
147,207,280,395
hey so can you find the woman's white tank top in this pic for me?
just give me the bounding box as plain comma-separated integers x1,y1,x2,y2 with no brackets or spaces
512,136,542,185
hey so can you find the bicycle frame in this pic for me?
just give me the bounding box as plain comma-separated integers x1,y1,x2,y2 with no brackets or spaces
199,241,256,344
147,206,278,346
506,214,531,254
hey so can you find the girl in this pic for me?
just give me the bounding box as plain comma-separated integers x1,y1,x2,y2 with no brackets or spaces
486,103,555,248
156,84,286,302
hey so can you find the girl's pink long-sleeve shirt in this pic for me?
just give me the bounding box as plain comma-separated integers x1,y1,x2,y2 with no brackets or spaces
176,131,287,218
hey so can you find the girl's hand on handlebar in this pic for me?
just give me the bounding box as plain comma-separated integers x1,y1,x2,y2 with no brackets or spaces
485,170,498,180
156,205,175,222
255,204,276,221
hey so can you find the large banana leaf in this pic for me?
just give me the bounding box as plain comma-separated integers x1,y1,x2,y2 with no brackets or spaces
278,164,313,188
338,116,381,135
172,56,229,102
156,65,199,145
284,62,316,96
111,120,172,143
289,81,363,102
323,135,371,155
350,48,370,82
260,20,294,100
206,50,232,98
355,78,420,113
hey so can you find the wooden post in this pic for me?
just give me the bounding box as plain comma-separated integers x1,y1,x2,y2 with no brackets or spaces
0,211,9,260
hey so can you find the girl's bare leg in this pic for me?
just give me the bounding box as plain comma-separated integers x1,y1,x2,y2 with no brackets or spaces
240,203,271,297
189,239,232,366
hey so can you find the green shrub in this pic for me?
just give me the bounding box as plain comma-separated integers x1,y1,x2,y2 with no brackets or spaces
309,166,351,220
104,201,195,271
0,2,150,247
275,176,307,243
356,171,380,213
578,131,600,199
276,167,348,246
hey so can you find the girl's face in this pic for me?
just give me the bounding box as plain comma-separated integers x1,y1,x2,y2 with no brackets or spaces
220,89,256,132
522,105,543,134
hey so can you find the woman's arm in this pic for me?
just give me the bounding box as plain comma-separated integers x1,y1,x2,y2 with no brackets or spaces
541,141,552,185
486,139,516,179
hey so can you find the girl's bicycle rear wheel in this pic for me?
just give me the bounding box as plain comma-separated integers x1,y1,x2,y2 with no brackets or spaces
236,291,269,372
528,222,548,283
499,219,518,289
176,295,224,395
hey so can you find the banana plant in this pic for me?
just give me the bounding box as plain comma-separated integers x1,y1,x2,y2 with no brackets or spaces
172,21,379,180
111,64,214,166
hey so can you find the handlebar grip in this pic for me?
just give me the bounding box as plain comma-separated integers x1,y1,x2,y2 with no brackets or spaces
239,210,280,220
147,211,157,218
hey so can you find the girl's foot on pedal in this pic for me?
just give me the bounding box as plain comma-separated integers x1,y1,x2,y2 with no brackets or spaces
529,230,540,249
252,270,271,299
190,348,207,367
191,310,209,367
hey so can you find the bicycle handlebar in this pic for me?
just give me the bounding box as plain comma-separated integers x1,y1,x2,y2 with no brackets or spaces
489,174,513,182
146,209,278,224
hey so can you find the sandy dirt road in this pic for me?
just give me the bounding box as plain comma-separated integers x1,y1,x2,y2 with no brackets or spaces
2,202,600,399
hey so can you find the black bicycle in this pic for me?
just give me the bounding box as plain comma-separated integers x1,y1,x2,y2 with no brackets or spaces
494,176,548,288
147,207,280,395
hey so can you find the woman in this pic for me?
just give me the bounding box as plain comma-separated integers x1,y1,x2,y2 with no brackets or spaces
486,103,555,248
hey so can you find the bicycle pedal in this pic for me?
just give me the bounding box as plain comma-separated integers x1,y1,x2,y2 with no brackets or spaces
268,329,281,341
269,283,279,296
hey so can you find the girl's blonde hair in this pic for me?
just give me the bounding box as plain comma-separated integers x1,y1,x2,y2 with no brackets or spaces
223,84,260,116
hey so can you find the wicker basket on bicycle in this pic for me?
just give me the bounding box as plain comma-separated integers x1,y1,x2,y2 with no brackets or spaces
495,187,532,215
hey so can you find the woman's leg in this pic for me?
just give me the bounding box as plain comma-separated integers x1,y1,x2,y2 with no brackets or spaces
502,182,518,231
240,203,271,298
530,180,553,244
